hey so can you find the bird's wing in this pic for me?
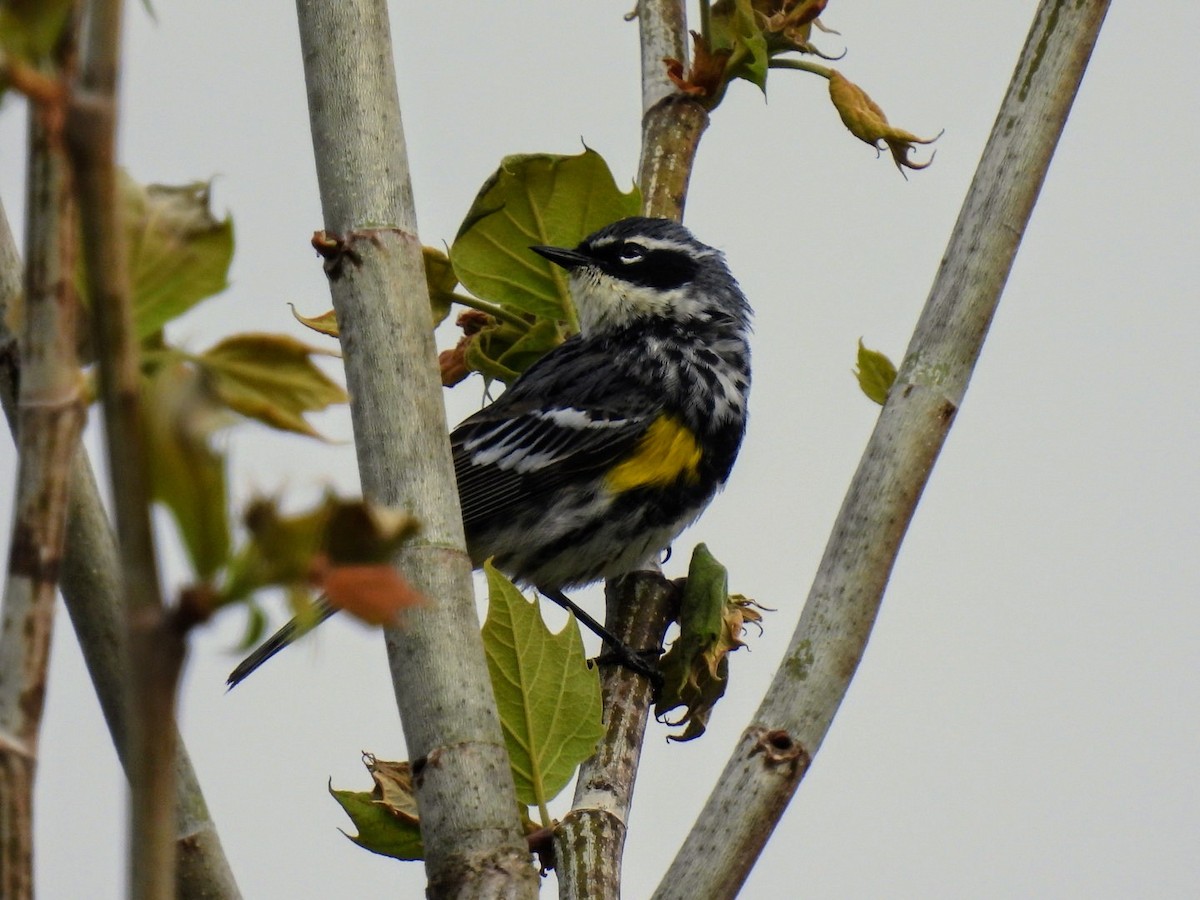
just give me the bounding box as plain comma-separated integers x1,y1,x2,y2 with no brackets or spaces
452,403,652,528
450,333,662,528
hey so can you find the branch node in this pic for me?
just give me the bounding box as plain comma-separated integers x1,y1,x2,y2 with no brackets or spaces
749,726,810,772
0,732,35,760
312,227,407,279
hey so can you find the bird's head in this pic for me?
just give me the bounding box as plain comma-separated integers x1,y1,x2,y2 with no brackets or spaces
531,217,750,337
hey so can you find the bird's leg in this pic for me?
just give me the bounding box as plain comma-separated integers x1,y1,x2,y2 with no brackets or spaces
541,587,662,685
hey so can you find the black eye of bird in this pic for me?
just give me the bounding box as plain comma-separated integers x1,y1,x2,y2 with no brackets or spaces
588,235,700,289
617,243,646,264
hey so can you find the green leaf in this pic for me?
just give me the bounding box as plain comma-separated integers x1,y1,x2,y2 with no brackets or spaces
481,563,604,812
463,317,564,386
234,602,268,652
322,501,421,566
219,494,420,623
195,333,347,438
492,318,564,379
219,497,327,604
854,338,897,405
142,361,231,581
330,756,423,861
710,0,770,92
0,0,73,63
424,245,458,327
450,149,640,324
656,544,764,742
121,174,234,340
657,544,727,703
462,323,521,384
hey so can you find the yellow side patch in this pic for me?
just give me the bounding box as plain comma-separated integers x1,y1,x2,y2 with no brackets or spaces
606,415,702,493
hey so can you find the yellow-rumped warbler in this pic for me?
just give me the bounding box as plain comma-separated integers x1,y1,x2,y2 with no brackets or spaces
228,217,751,687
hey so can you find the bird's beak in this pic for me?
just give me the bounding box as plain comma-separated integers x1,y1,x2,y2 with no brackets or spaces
530,245,591,270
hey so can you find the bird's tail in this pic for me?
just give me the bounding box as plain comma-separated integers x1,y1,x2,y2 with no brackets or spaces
226,597,338,689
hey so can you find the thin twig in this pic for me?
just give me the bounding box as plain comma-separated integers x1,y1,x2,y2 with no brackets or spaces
0,57,65,106
0,74,84,898
654,3,1113,896
554,575,678,899
293,1,534,895
65,1,184,897
767,58,832,78
448,291,530,329
554,3,706,896
637,96,709,220
636,0,687,114
636,0,708,220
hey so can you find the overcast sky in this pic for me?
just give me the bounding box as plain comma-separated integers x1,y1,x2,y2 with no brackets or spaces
1,2,1198,898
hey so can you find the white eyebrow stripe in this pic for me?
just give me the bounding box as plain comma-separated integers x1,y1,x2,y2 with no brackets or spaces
589,236,717,258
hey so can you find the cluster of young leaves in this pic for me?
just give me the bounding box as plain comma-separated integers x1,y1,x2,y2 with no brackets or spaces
79,173,425,635
222,495,424,647
295,148,641,387
656,544,766,742
665,1,938,173
331,564,603,859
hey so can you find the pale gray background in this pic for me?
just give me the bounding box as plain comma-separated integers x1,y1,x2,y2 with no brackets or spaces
1,2,1197,897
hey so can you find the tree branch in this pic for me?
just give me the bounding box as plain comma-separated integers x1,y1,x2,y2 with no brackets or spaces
293,1,534,894
58,454,242,899
65,1,184,896
554,574,678,899
0,80,83,898
555,3,707,895
636,0,686,113
635,0,708,219
654,3,1113,896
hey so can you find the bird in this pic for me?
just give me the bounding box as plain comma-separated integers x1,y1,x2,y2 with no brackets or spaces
227,216,752,688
